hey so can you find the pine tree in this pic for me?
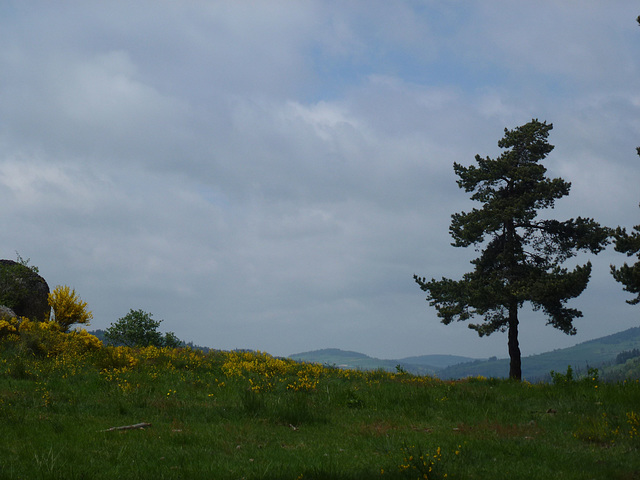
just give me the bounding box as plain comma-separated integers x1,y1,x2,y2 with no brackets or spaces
610,147,640,305
414,120,609,380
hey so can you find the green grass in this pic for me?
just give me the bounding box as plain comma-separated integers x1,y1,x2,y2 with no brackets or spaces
0,344,639,480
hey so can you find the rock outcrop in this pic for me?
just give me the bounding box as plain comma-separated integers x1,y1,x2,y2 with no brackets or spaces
0,304,17,321
0,260,50,321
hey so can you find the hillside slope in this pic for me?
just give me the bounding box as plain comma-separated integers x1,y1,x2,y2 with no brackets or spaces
289,327,640,381
438,327,640,381
289,348,475,375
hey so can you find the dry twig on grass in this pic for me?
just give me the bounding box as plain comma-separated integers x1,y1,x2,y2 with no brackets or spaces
101,422,152,432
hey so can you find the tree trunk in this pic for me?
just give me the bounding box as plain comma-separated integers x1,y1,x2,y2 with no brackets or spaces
507,301,522,380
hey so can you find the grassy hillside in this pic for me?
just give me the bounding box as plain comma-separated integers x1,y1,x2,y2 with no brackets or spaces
438,327,640,381
1,336,640,479
600,356,640,381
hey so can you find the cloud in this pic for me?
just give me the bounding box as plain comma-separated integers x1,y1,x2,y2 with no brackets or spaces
1,1,639,360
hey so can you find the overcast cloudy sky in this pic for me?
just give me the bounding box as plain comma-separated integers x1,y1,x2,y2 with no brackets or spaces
1,2,639,360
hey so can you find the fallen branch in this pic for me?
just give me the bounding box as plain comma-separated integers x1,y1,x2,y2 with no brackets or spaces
101,422,152,432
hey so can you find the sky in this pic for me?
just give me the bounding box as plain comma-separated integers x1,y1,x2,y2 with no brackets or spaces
1,1,639,361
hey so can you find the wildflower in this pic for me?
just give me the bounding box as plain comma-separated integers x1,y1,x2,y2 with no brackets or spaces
48,285,93,332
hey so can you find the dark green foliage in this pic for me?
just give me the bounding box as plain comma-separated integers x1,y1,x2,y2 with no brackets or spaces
617,348,640,365
104,309,182,348
605,356,640,381
610,176,640,304
414,120,609,380
163,331,183,349
549,365,574,385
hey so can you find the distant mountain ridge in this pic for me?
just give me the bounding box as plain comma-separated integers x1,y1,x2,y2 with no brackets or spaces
438,326,640,381
289,349,475,376
290,327,640,381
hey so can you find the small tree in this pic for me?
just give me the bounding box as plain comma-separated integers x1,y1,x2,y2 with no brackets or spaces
610,147,640,305
104,309,181,348
414,120,610,380
163,331,183,349
48,285,93,332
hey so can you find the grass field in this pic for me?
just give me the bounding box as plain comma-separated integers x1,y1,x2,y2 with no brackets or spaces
0,330,639,479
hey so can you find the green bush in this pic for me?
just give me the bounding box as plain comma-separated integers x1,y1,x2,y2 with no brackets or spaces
104,309,182,348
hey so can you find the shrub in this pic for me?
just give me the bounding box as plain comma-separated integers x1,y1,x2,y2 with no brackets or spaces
0,318,18,339
0,317,101,358
67,328,103,352
95,345,138,370
17,318,64,356
163,331,182,349
550,365,574,385
104,309,182,348
48,285,93,332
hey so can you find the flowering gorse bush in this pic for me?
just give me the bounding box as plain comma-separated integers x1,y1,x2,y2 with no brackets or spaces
398,444,459,479
221,350,292,379
221,350,325,393
287,363,324,392
96,346,139,371
627,411,639,440
48,285,93,332
0,319,17,338
0,316,101,358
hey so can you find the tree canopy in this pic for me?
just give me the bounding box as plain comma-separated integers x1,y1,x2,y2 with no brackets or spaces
104,309,182,348
414,119,610,380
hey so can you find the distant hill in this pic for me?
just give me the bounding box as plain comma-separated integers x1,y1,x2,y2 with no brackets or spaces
437,327,640,381
289,327,640,381
398,354,476,369
289,348,475,376
90,326,640,381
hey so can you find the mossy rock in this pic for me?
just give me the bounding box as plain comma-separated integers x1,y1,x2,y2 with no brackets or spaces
0,260,50,321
